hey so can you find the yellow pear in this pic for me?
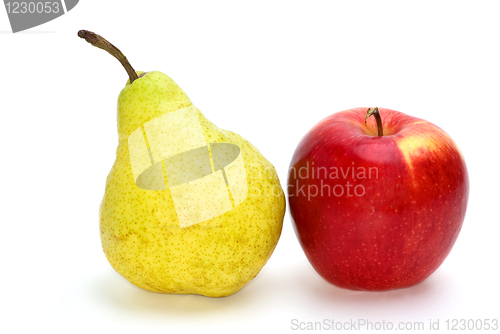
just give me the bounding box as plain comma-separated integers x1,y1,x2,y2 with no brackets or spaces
79,30,285,297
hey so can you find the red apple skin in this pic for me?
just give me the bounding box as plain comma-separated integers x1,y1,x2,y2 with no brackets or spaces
288,108,469,291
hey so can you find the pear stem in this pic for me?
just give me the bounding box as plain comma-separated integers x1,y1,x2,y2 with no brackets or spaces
78,30,139,84
365,107,383,136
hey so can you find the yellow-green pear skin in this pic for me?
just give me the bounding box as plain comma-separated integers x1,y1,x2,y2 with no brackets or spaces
99,71,285,297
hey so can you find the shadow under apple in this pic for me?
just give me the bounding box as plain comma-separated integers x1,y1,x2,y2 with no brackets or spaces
282,259,461,320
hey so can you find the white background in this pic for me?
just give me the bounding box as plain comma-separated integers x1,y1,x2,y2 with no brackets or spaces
1,1,499,333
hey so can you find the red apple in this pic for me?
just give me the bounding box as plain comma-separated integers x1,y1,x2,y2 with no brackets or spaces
288,107,469,291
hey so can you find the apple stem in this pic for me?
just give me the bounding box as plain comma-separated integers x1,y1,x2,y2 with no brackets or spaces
365,107,383,136
78,30,139,84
